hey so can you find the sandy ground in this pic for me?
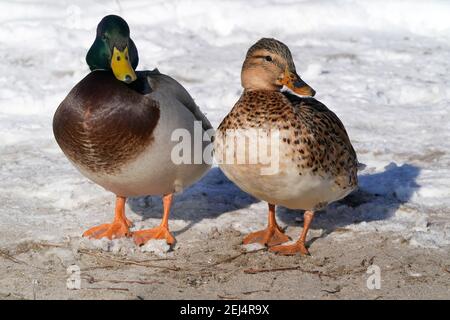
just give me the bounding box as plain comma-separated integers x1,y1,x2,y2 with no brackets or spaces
1,186,449,300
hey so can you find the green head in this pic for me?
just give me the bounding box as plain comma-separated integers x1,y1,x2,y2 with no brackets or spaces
86,15,139,83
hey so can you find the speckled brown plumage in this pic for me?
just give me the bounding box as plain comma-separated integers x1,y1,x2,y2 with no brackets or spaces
217,89,358,190
216,37,359,254
53,71,160,175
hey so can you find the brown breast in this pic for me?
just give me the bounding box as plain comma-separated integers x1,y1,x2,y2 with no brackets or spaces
217,90,358,189
53,71,160,175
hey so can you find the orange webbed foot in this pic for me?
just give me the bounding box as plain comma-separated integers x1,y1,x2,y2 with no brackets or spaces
243,226,290,247
269,241,310,256
133,226,176,246
82,220,131,240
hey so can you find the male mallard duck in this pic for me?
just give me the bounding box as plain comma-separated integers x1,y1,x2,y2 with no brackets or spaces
215,38,358,255
53,15,212,245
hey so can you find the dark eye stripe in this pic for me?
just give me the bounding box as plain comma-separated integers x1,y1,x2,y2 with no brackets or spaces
253,55,272,61
252,54,287,71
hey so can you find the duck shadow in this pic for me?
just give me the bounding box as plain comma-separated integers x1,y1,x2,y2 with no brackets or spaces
128,163,420,241
277,162,421,245
127,167,260,236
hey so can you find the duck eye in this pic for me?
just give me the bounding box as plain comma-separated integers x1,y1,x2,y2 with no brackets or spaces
125,55,128,61
116,56,121,61
265,56,272,62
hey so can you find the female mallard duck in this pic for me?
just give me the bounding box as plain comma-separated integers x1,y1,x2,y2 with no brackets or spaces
53,15,212,246
215,38,358,255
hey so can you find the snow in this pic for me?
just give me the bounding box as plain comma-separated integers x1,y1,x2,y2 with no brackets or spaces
242,243,266,252
77,237,138,255
0,0,449,251
140,240,171,256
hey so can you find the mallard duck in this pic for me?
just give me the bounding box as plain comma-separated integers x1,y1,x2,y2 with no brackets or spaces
53,15,212,246
215,38,358,255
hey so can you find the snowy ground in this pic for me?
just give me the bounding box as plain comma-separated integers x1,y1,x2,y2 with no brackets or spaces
0,0,449,299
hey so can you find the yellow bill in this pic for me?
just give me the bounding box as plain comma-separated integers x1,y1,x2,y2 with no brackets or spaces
280,67,315,96
111,47,137,84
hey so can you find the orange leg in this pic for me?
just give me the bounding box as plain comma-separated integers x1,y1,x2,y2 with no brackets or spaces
270,210,314,255
133,193,176,246
243,203,290,247
82,196,132,240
